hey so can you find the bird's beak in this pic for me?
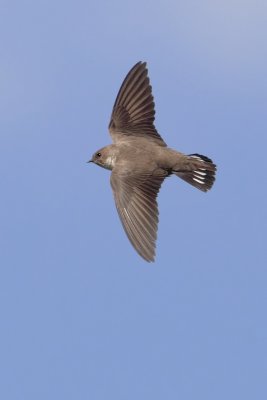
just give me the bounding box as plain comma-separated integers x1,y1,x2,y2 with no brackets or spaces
87,159,93,163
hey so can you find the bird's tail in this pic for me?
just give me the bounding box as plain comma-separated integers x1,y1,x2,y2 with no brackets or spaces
174,154,216,192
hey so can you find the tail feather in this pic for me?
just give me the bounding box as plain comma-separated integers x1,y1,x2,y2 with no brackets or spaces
175,153,216,192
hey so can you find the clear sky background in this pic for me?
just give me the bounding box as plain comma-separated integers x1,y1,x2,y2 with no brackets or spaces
1,1,267,399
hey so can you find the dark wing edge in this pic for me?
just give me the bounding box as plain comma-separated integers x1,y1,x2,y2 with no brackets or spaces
110,171,166,262
108,62,166,146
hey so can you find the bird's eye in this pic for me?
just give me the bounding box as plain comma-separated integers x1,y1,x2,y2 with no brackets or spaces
96,152,101,157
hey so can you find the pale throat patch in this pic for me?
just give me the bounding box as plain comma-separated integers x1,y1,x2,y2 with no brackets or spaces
106,155,116,169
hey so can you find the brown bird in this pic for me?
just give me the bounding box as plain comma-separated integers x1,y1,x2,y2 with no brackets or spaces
89,62,216,262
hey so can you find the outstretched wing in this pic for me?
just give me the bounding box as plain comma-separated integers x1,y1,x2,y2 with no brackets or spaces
108,62,166,146
110,170,166,262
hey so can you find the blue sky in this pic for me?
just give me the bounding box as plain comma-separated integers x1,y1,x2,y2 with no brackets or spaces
1,0,267,399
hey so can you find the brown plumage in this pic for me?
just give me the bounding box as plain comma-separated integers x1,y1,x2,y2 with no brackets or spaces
89,62,216,262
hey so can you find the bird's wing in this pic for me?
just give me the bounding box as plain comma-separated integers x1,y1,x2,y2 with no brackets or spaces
108,62,167,146
110,169,166,262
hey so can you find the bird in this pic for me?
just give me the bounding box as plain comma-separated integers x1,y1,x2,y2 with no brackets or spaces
88,62,216,262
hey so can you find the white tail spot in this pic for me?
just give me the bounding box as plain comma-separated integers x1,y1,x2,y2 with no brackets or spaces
193,177,205,184
194,170,206,176
190,155,204,162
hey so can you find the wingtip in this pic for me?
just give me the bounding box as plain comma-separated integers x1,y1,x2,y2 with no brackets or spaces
141,251,156,263
132,61,147,70
133,61,147,69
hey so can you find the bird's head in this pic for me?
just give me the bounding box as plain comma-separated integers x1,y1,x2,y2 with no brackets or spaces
88,145,117,170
